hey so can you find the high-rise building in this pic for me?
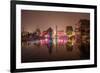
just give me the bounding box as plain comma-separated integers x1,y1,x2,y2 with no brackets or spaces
66,26,73,35
66,26,74,51
75,19,90,59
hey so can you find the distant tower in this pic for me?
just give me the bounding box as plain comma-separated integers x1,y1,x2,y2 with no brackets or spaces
47,27,53,54
36,28,41,36
56,25,58,52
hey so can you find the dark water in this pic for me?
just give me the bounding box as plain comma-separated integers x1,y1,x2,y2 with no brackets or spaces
21,38,90,63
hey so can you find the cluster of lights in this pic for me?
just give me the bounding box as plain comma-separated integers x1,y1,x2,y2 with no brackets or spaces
40,31,69,45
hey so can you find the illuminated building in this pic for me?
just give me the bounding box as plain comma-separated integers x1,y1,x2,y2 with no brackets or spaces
66,26,73,35
66,26,74,51
75,19,90,59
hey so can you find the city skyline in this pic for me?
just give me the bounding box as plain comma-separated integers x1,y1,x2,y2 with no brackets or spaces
21,10,90,62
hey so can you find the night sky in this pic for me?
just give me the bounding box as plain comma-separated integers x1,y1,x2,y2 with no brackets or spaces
21,10,90,33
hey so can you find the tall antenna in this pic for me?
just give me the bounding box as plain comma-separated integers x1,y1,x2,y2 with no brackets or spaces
56,25,57,52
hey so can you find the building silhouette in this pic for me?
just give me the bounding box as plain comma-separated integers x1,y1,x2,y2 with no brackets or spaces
75,19,90,59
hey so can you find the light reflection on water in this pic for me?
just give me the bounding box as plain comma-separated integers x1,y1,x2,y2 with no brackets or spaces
21,37,81,62
22,36,75,55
